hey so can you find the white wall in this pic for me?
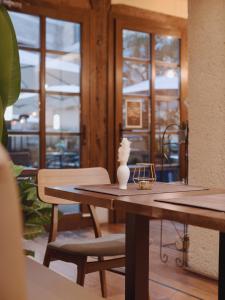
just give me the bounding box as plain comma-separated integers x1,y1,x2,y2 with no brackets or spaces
187,0,225,278
111,0,188,18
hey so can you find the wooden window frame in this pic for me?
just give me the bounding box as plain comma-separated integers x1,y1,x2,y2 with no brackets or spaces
8,4,91,170
108,6,188,184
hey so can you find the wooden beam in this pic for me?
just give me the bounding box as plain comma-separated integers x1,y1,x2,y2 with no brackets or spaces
22,0,91,10
111,4,187,29
89,0,111,168
89,0,110,10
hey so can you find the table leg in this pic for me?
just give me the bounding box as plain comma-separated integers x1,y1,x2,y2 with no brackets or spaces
219,232,225,300
125,213,150,300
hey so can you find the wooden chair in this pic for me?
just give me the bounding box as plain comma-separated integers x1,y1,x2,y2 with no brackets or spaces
37,167,125,298
0,144,104,300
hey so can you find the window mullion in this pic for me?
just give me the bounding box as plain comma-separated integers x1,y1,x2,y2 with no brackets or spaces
150,33,156,164
40,16,46,168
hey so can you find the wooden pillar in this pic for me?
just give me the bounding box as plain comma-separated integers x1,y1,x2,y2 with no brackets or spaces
89,0,111,168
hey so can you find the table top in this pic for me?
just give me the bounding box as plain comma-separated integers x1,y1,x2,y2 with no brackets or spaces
45,185,115,209
45,182,208,209
74,182,208,196
45,183,225,232
115,188,225,232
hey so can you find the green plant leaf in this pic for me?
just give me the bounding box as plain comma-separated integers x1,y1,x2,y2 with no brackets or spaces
0,99,4,142
18,177,53,239
11,163,24,177
2,119,8,147
23,224,45,240
24,249,35,257
0,6,20,107
0,5,21,144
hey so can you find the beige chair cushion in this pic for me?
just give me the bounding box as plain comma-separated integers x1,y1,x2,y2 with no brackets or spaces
48,234,125,256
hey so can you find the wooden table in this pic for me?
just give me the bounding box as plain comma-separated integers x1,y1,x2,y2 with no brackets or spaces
45,183,225,300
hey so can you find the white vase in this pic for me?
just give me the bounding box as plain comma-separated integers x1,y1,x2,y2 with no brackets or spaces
117,164,130,190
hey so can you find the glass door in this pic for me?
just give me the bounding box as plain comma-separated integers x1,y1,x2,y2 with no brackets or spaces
116,22,184,182
45,18,81,168
122,30,151,166
6,11,88,169
154,35,181,181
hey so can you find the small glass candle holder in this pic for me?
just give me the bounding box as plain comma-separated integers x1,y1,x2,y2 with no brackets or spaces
133,163,157,190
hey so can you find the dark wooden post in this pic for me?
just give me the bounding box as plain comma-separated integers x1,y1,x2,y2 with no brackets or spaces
126,213,150,300
89,0,111,168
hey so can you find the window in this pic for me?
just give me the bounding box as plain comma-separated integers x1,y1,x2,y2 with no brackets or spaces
6,11,84,169
115,21,186,182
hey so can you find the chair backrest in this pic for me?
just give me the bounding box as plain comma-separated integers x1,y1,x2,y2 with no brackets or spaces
38,167,111,205
0,145,27,300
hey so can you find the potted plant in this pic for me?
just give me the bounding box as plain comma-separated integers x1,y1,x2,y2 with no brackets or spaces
13,165,52,240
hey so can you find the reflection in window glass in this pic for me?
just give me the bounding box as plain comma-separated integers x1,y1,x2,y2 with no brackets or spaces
45,53,80,93
46,96,80,132
155,132,180,181
155,35,180,64
155,133,179,165
123,134,150,165
46,18,80,52
123,30,150,59
123,61,150,95
155,65,180,98
20,50,40,90
155,100,179,132
46,135,80,168
9,12,40,48
8,135,39,168
5,93,39,131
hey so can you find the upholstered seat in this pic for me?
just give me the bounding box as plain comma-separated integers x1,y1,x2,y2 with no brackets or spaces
48,234,125,257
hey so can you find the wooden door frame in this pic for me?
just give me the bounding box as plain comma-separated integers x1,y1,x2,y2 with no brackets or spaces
108,4,188,183
10,3,91,169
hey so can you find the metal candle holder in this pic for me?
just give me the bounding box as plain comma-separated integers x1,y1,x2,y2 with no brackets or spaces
133,163,156,190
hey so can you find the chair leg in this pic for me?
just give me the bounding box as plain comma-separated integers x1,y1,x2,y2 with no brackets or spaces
99,270,107,298
43,248,51,267
76,258,87,286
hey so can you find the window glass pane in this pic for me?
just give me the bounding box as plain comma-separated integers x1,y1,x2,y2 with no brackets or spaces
122,133,150,165
9,12,40,48
46,95,80,132
123,97,150,130
155,100,180,132
8,135,39,168
155,133,179,165
123,30,150,59
123,61,150,95
46,18,80,52
155,35,180,64
155,65,180,98
20,50,40,90
5,93,39,131
45,53,80,93
46,135,80,168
